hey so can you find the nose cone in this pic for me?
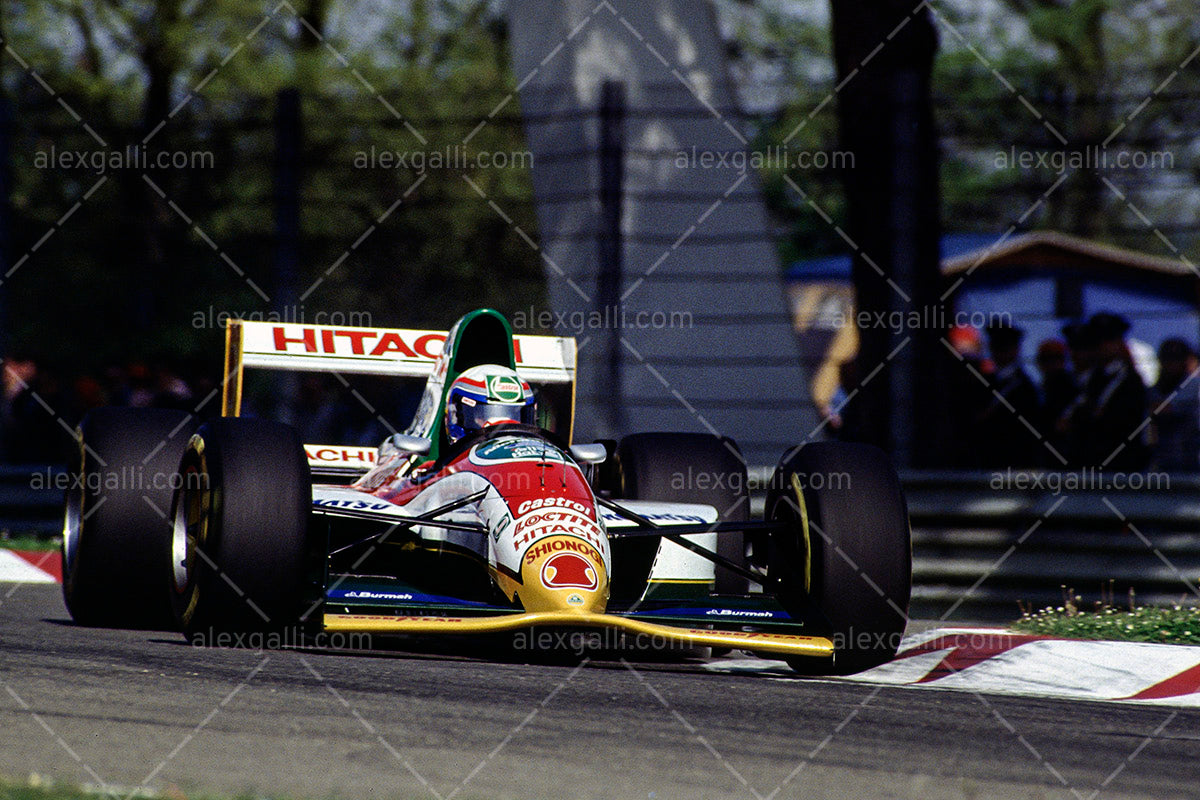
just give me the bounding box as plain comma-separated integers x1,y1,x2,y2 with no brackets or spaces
519,536,609,613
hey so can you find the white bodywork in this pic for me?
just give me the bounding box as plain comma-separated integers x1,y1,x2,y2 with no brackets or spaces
311,484,719,586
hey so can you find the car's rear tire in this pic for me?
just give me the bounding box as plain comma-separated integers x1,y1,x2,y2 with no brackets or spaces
613,432,750,601
764,442,911,675
170,418,314,638
62,407,198,629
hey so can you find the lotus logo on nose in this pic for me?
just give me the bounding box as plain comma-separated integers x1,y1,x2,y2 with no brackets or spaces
541,552,598,590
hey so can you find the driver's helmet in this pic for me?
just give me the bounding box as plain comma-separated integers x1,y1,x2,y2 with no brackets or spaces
445,364,537,443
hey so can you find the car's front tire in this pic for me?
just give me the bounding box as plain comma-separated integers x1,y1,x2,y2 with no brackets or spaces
764,442,911,674
170,418,315,638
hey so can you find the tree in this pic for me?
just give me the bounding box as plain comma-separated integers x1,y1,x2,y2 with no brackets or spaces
2,0,546,376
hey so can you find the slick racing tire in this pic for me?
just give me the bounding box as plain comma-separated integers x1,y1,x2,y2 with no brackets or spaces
765,442,911,675
170,418,314,638
62,407,198,629
615,432,751,598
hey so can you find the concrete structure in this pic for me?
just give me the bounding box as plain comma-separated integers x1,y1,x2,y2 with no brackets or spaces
507,0,817,466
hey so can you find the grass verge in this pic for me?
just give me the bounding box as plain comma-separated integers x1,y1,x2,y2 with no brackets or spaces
1,777,257,800
1013,603,1200,644
0,778,117,800
0,536,60,552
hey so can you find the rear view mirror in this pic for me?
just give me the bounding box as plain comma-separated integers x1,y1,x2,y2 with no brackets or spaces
383,433,432,457
569,443,607,464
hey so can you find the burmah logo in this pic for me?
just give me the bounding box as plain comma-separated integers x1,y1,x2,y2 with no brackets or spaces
541,552,598,590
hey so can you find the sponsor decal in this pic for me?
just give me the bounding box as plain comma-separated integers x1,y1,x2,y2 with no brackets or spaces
541,552,599,590
491,511,511,542
305,446,378,465
628,607,788,620
327,588,492,607
470,437,565,465
566,593,585,606
487,374,524,402
600,511,707,524
516,497,593,516
340,590,414,601
314,498,393,511
271,326,445,360
512,509,605,552
681,629,806,641
523,537,602,566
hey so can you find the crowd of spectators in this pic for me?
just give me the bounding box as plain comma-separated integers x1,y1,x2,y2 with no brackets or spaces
0,355,419,465
4,311,1199,472
0,355,216,464
947,312,1199,471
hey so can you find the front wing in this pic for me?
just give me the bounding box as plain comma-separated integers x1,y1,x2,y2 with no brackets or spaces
324,610,832,659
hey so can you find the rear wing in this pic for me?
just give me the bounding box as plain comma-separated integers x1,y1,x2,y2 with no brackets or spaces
221,319,576,417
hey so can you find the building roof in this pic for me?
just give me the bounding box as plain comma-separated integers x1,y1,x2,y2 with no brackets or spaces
942,230,1197,279
788,230,1198,282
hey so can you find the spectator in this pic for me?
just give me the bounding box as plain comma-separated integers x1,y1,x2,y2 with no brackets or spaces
102,362,132,407
1062,320,1100,382
1057,320,1101,467
825,360,858,439
1148,338,1200,471
68,374,107,422
946,324,994,468
151,360,194,410
1,353,38,461
125,362,156,408
1077,313,1149,470
1035,339,1076,464
977,322,1042,467
2,355,71,463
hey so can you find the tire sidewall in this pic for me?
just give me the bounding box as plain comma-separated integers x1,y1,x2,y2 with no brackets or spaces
172,418,312,639
767,442,912,673
63,407,197,628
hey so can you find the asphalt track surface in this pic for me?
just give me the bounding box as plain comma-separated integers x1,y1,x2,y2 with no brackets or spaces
2,584,1199,800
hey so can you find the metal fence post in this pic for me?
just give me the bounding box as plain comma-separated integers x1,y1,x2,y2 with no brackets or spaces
597,79,626,436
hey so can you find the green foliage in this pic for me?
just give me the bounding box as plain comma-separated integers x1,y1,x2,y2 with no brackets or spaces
3,0,545,374
0,535,59,551
727,0,1200,266
1014,602,1200,645
723,5,844,264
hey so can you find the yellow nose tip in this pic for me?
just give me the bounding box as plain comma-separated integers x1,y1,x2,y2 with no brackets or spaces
518,535,609,613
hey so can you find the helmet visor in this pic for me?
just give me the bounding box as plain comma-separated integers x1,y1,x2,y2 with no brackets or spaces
453,396,537,433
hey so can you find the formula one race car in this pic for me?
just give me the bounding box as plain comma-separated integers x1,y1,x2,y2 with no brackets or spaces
62,309,911,674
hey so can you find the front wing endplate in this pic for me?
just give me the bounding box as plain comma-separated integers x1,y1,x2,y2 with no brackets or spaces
323,611,834,659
